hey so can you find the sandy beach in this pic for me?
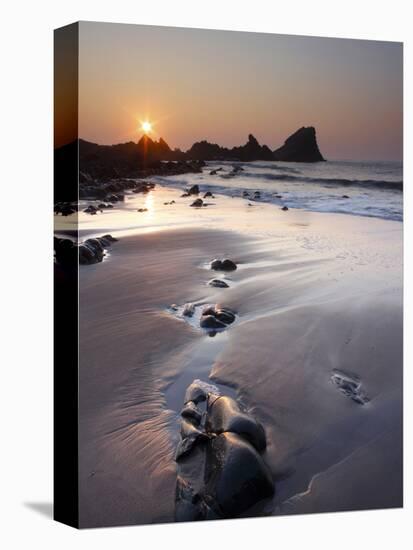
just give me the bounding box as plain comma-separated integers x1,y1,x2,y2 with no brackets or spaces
68,183,403,527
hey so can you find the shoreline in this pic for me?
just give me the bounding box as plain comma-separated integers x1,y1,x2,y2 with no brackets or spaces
73,183,402,527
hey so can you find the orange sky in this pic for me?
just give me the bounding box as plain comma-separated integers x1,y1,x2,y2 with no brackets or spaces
74,22,402,161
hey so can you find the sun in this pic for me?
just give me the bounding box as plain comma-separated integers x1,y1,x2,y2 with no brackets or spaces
141,121,152,133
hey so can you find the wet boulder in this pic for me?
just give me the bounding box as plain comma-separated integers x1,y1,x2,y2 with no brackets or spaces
180,401,203,425
175,381,274,522
188,184,200,195
206,396,266,452
175,420,209,460
190,198,203,208
200,305,236,330
83,204,99,214
203,432,274,518
208,279,229,288
184,379,219,405
182,303,195,317
55,234,118,267
200,315,227,330
210,258,237,271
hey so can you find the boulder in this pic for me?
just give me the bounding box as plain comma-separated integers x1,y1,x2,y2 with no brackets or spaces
190,198,204,208
54,234,118,267
208,279,229,288
188,184,200,195
184,380,219,405
182,303,195,317
206,396,266,452
273,126,325,162
203,433,274,518
175,381,274,521
200,315,227,330
180,401,203,425
210,258,237,271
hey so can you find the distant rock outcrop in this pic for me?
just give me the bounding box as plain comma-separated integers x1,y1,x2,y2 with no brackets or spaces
186,134,274,161
55,126,326,195
77,137,197,181
273,126,325,162
232,134,274,161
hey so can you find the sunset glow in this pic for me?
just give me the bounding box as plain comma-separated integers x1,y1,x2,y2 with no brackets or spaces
77,22,403,160
141,121,152,134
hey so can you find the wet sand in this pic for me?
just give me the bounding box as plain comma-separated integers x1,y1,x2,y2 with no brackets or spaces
76,185,402,527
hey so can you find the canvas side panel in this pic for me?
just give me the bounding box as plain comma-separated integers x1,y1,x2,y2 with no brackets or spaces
53,22,79,529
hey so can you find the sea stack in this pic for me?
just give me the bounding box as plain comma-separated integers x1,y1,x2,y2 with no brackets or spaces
273,126,325,162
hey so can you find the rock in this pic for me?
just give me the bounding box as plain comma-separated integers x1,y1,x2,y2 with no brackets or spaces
214,307,236,325
200,315,227,330
203,433,274,518
101,234,118,243
184,380,219,405
190,198,204,207
54,202,77,216
281,206,289,211
210,258,237,271
181,192,190,197
331,369,369,405
242,191,249,197
206,396,266,452
175,477,206,522
83,204,99,214
137,208,148,212
273,126,325,162
208,279,229,288
188,184,199,195
54,234,118,267
182,303,195,317
175,420,209,460
342,195,350,199
253,191,261,199
175,382,274,521
203,191,214,198
200,305,236,330
185,134,274,162
181,401,203,425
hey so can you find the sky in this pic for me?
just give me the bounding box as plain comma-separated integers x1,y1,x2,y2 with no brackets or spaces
73,22,402,161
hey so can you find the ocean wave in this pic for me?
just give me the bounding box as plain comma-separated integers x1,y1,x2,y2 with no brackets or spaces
244,172,403,190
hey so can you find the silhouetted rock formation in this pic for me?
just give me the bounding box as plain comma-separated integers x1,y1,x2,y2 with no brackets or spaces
73,138,205,191
273,126,325,162
186,134,274,161
232,134,274,161
55,128,326,199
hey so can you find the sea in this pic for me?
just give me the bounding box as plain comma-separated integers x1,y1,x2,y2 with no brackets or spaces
152,160,403,222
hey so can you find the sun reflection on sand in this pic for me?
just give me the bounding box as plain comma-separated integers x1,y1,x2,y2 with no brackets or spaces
144,191,155,218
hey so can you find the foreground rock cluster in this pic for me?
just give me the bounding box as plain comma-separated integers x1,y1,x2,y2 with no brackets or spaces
54,234,118,266
175,380,274,521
